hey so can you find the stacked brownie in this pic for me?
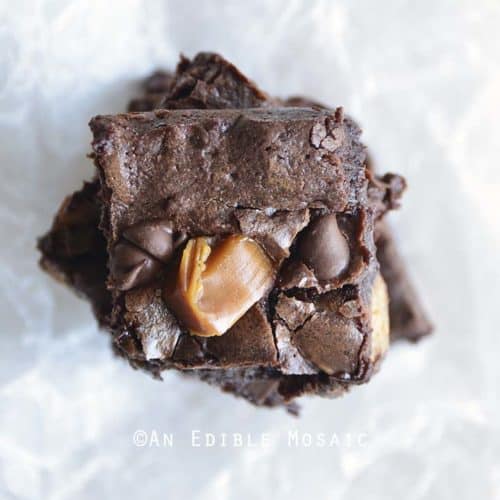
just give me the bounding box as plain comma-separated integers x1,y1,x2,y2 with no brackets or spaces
38,53,431,412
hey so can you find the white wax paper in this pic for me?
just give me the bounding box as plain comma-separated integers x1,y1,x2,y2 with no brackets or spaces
1,1,499,499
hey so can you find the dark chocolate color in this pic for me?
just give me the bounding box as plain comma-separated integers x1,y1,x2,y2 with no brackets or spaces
160,53,271,110
292,313,364,376
91,103,383,391
297,214,350,280
109,241,162,291
91,107,368,242
122,220,176,263
38,52,432,412
38,181,111,324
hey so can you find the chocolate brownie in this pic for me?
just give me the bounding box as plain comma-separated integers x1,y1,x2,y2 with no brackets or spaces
38,180,111,324
128,70,174,112
38,53,432,411
376,221,432,341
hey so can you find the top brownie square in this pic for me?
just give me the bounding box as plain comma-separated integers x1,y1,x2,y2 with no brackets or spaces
90,105,388,383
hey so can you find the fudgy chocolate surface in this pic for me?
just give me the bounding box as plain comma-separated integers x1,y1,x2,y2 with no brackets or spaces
161,52,271,110
38,52,432,411
91,106,381,382
91,107,367,240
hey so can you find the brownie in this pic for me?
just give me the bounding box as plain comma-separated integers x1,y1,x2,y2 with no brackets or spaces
159,52,272,109
376,221,432,341
38,52,432,411
128,70,174,112
38,180,111,324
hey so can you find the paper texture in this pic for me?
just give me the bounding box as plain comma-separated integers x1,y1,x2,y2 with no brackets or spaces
1,1,499,498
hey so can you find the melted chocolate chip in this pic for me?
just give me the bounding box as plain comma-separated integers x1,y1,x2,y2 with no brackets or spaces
292,312,363,375
109,241,162,291
297,214,350,280
109,220,186,291
122,220,183,263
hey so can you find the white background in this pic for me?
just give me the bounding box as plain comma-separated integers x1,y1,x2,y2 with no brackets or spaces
1,1,499,499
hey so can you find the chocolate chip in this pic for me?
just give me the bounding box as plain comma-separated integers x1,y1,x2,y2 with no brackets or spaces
297,214,350,280
122,220,182,263
292,312,363,375
109,241,163,291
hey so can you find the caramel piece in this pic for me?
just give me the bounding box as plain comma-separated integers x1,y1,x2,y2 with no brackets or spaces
165,235,274,336
370,273,390,361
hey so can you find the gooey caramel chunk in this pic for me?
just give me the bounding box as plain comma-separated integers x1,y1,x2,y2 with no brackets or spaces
370,273,390,362
164,235,275,337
